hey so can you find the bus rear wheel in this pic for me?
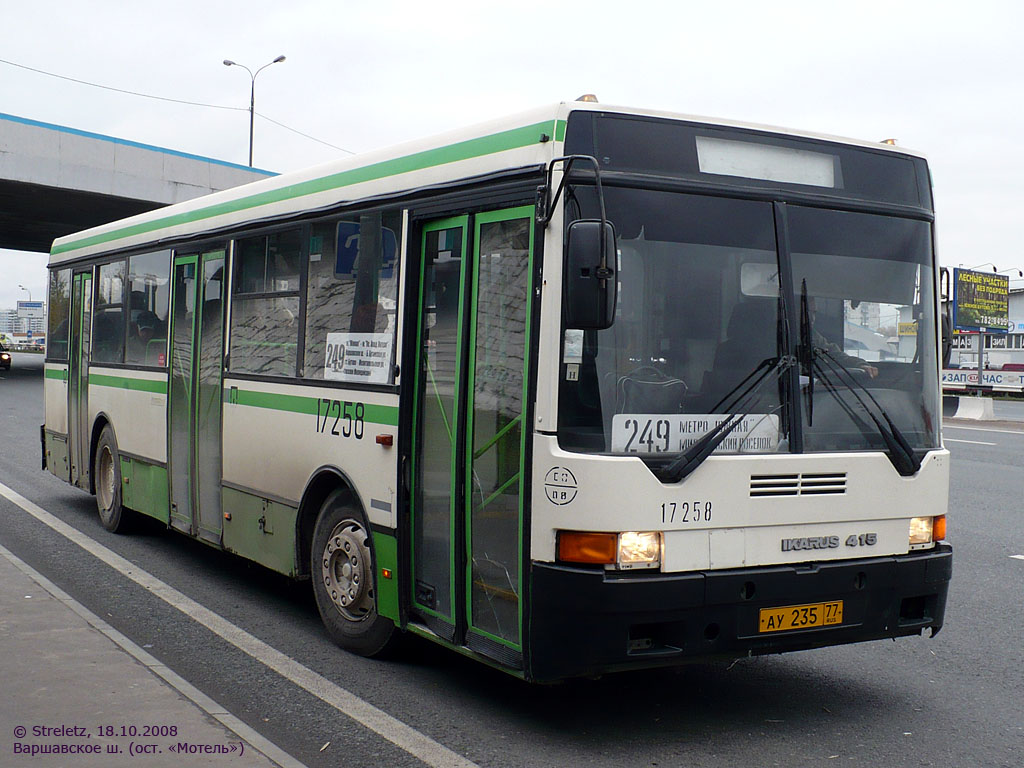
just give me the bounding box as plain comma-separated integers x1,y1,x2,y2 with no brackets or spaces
94,425,132,533
311,491,397,657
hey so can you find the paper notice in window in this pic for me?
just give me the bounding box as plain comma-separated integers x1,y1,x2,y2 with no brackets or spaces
324,332,392,383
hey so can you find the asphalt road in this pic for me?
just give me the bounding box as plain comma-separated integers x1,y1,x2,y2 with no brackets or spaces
1,351,1021,768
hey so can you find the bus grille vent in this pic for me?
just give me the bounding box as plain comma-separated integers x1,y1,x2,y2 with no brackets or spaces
750,473,847,497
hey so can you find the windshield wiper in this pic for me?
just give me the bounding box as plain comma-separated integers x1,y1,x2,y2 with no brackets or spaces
648,354,795,484
814,350,921,476
796,279,919,476
799,281,814,426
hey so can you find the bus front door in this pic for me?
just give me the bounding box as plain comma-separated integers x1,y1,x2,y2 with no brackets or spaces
410,207,535,663
68,269,93,490
168,249,226,542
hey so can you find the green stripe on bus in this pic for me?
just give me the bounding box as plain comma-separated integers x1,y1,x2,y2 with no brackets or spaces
230,388,399,426
52,119,567,257
89,373,168,394
44,368,68,381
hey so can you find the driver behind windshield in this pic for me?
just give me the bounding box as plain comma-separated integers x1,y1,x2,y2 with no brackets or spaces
807,298,879,378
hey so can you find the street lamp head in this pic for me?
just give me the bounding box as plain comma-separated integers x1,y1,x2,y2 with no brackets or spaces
959,262,997,272
222,55,287,167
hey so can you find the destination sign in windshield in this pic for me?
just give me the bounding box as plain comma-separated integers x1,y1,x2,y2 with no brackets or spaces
611,414,780,454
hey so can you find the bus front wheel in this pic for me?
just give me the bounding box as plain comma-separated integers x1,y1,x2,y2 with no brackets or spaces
311,490,397,657
94,425,132,533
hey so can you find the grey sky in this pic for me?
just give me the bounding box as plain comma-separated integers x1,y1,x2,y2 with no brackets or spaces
2,0,1022,309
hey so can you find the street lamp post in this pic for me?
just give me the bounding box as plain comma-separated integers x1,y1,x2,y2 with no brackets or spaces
17,284,31,302
223,55,286,167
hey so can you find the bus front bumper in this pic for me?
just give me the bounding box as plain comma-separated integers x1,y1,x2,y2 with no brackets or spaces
527,545,951,682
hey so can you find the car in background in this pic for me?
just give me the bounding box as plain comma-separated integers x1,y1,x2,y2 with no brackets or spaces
0,342,10,370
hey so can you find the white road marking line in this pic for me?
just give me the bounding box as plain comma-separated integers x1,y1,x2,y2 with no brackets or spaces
1011,555,1024,561
0,481,480,768
0,542,305,768
944,424,1024,435
944,438,997,446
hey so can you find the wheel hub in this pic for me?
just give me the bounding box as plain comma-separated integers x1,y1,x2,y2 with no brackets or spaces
321,521,373,621
97,445,115,513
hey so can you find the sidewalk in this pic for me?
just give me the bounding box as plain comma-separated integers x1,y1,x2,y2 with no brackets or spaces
0,547,299,768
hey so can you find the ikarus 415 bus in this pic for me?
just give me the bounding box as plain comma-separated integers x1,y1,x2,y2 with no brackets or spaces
42,99,951,682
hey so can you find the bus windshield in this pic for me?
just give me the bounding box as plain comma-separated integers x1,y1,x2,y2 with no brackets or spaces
557,187,940,459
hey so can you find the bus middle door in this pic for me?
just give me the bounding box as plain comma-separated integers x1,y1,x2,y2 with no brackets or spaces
68,269,93,490
409,207,535,666
168,249,226,542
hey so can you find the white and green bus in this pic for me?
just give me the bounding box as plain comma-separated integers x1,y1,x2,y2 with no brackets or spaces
42,101,951,681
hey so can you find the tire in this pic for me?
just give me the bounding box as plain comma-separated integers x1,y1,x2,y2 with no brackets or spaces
311,490,398,657
94,425,131,533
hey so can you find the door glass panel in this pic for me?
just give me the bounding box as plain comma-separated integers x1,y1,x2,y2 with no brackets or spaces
196,254,225,541
68,275,81,482
413,223,466,620
467,215,531,646
79,274,92,485
169,260,196,531
69,272,92,487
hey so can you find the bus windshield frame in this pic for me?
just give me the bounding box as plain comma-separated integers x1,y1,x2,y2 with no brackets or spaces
555,181,940,465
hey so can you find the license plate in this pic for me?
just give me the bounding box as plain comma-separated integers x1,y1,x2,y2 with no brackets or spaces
758,600,843,633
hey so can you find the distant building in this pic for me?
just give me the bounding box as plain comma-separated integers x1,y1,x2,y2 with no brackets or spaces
0,309,21,335
0,302,47,339
950,286,1024,368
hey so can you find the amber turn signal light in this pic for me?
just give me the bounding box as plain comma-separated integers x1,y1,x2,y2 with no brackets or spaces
932,515,947,542
557,531,617,564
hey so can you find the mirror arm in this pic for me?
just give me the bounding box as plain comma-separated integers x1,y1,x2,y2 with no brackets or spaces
537,154,611,278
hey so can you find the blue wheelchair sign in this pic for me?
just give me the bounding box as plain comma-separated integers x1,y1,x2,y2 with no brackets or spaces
336,222,397,279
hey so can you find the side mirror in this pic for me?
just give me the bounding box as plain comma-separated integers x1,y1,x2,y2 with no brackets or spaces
941,310,952,368
564,220,617,330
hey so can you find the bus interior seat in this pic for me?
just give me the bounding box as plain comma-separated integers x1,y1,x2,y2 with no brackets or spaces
702,299,778,404
145,338,167,366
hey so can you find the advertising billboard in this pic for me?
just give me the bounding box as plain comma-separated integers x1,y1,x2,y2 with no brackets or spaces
952,268,1009,332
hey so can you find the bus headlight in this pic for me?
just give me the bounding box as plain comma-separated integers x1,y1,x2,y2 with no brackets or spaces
909,515,945,547
557,530,662,570
617,531,662,570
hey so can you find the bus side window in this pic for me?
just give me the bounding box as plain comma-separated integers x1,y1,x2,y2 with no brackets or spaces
303,210,400,383
229,229,302,377
125,250,171,367
93,259,126,364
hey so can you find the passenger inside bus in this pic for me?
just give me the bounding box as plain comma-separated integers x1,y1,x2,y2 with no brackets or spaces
806,297,879,378
128,310,159,362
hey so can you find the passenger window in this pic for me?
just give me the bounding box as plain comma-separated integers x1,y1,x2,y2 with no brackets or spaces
125,251,171,367
47,268,72,361
93,260,126,364
230,229,302,376
303,210,401,383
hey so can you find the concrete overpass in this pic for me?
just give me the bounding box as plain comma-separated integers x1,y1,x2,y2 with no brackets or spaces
0,112,274,253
